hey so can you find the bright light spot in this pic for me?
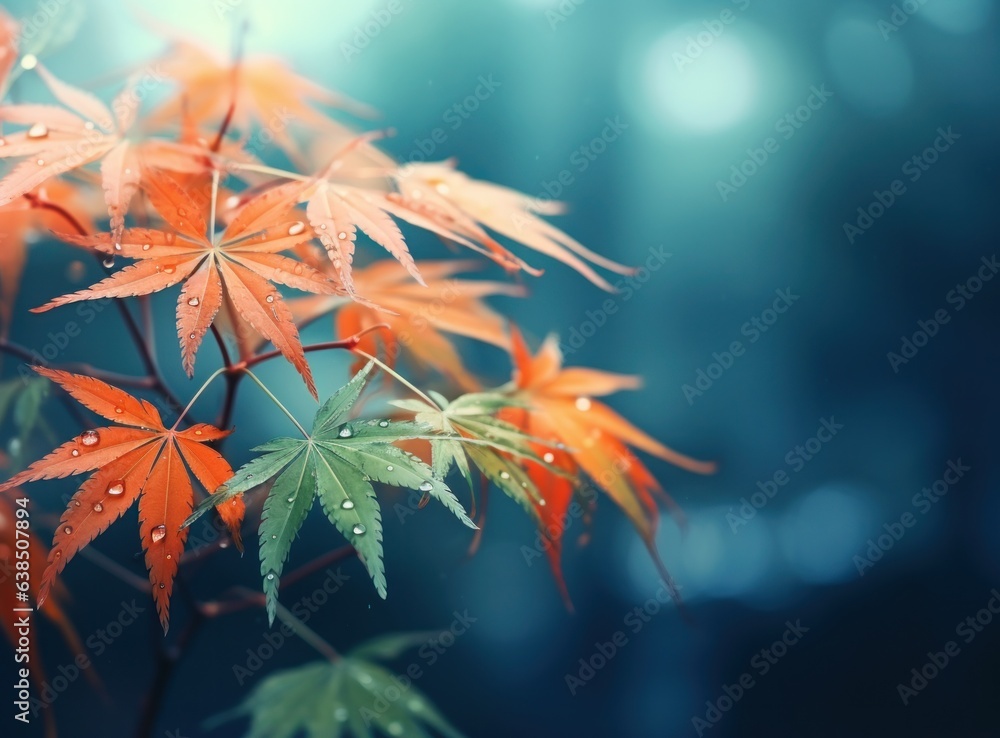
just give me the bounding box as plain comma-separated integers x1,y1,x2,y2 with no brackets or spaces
778,486,874,584
825,14,914,117
20,54,37,70
642,26,760,133
921,0,992,33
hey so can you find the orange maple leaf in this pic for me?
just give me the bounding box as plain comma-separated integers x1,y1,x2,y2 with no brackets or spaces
288,259,525,390
0,368,244,631
145,40,373,161
499,327,716,604
33,172,341,396
0,179,96,338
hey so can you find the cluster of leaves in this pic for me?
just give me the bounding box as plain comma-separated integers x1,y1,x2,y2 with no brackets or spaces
0,6,717,735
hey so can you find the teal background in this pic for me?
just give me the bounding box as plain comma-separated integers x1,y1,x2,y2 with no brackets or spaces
2,0,999,736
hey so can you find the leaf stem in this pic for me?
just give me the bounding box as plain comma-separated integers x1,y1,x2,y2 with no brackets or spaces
243,369,310,438
272,599,342,662
170,367,227,431
352,349,440,409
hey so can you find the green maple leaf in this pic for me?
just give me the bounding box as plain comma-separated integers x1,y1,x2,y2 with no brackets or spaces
211,632,466,738
184,362,474,623
389,391,563,519
0,376,53,469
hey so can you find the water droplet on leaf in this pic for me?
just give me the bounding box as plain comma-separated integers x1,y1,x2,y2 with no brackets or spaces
151,525,167,543
353,524,366,535
341,500,355,510
80,430,100,447
107,480,125,495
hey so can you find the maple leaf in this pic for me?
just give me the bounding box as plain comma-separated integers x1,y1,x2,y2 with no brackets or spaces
186,361,474,623
389,390,561,521
0,179,96,338
33,171,340,395
389,160,636,291
0,65,136,236
288,259,525,391
215,632,466,738
145,40,374,161
497,327,716,604
0,368,245,631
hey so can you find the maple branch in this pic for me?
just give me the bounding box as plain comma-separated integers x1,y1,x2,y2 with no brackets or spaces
243,325,388,370
23,192,188,419
197,544,356,617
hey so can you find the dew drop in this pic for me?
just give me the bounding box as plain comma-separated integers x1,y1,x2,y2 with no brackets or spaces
27,122,48,139
189,332,196,340
386,465,394,472
73,500,81,507
142,243,151,251
271,534,277,539
84,121,95,131
102,256,115,269
319,223,327,230
71,449,80,457
165,554,172,560
334,707,348,722
407,698,423,711
177,208,188,217
80,430,100,447
352,524,366,535
266,572,275,580
20,54,37,70
225,195,240,209
36,158,45,166
293,263,304,275
107,480,125,496
287,221,306,236
286,497,295,504
187,297,200,307
500,471,510,480
418,481,433,492
63,525,72,535
114,242,122,252
341,500,355,510
162,265,175,274
338,426,353,438
575,397,592,411
378,420,389,428
337,231,347,240
539,498,547,506
543,452,555,463
151,525,167,543
388,722,404,736
114,406,123,414
93,503,103,512
194,429,203,436
265,294,274,303
158,583,165,589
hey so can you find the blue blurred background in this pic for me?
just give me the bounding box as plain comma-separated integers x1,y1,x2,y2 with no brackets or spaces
2,0,1000,736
